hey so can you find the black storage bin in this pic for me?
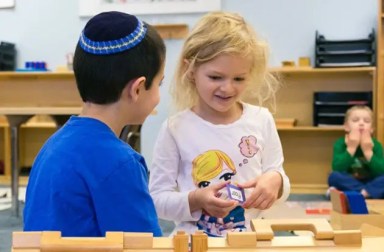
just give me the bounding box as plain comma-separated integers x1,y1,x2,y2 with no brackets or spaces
313,91,372,127
0,41,16,71
315,30,375,68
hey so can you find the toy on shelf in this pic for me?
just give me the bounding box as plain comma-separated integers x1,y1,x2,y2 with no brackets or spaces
16,61,48,72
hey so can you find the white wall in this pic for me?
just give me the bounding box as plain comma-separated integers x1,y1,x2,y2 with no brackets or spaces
0,0,377,166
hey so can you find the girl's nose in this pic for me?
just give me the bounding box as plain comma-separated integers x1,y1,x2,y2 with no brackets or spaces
220,80,234,91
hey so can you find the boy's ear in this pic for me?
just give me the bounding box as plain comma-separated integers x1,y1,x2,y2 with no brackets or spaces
128,77,146,102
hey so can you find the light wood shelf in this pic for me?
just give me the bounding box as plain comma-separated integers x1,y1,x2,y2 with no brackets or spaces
277,126,344,132
153,24,188,39
377,0,384,144
265,66,376,194
0,65,379,194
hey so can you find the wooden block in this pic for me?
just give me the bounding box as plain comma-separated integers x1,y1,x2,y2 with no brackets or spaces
40,231,123,252
12,231,41,249
282,61,295,67
227,232,257,247
298,57,311,67
360,223,384,237
123,232,153,249
330,210,384,230
173,231,188,252
330,189,348,213
191,231,208,252
275,118,297,128
333,230,362,246
251,219,334,240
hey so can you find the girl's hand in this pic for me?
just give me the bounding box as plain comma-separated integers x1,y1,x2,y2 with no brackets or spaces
237,171,282,210
189,181,238,218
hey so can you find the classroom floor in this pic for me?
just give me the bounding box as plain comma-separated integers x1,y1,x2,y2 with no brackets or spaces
0,186,330,251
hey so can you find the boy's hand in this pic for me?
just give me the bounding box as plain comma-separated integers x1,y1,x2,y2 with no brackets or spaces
190,181,238,218
360,129,374,161
346,128,360,150
237,171,282,210
360,129,373,152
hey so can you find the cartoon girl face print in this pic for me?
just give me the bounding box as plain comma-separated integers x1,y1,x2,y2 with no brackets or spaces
192,150,237,188
192,150,246,237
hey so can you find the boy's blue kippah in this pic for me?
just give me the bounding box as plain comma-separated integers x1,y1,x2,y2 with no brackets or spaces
79,11,147,55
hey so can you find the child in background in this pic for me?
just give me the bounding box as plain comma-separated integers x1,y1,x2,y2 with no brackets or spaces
23,11,166,236
329,105,384,199
149,12,290,237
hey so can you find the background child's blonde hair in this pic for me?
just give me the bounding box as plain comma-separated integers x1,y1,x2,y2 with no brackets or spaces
344,105,373,124
170,11,280,112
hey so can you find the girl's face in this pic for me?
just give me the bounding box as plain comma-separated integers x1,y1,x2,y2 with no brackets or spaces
191,53,252,122
345,109,373,133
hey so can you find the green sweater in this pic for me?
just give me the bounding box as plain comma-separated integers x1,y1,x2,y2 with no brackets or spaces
332,137,384,178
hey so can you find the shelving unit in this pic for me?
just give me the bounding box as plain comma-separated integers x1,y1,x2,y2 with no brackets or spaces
377,0,384,144
0,65,379,194
271,66,376,193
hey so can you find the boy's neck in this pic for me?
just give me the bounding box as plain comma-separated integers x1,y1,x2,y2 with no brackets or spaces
79,102,127,136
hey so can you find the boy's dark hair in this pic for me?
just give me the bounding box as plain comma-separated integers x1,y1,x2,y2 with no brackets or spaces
73,11,166,104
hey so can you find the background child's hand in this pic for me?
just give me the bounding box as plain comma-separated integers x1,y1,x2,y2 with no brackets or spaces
360,128,374,161
190,181,238,218
237,171,282,210
360,128,373,151
345,128,360,150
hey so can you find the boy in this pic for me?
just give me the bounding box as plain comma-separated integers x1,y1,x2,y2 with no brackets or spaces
23,11,166,236
328,105,384,199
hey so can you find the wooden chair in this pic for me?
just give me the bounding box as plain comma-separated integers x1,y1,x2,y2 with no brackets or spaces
119,124,142,152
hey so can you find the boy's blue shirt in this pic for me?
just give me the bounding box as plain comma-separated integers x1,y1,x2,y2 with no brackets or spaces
23,116,162,237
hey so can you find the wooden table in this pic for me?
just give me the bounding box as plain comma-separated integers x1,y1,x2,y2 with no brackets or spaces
0,71,82,216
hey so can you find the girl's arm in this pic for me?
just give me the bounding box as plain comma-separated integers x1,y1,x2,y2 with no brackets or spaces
238,110,290,209
149,122,197,222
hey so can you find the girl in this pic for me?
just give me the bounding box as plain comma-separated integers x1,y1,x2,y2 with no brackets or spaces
149,11,290,236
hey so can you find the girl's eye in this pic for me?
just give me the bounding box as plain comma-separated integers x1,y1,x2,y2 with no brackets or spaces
234,77,245,82
198,181,210,188
208,75,222,80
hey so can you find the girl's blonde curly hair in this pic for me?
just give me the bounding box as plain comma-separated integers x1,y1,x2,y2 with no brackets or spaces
170,11,280,112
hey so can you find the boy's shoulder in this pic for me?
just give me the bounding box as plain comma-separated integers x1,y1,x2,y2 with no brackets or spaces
334,136,346,145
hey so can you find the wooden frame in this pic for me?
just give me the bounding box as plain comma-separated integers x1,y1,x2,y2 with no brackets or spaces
79,0,221,17
13,219,373,252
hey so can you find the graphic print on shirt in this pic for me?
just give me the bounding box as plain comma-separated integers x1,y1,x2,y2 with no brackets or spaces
192,150,246,237
238,135,260,167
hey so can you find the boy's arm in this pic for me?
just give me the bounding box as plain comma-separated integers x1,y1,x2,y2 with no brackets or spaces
93,158,162,237
368,139,384,176
332,137,354,172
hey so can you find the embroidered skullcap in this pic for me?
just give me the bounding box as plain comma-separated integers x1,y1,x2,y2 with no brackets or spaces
79,11,147,55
